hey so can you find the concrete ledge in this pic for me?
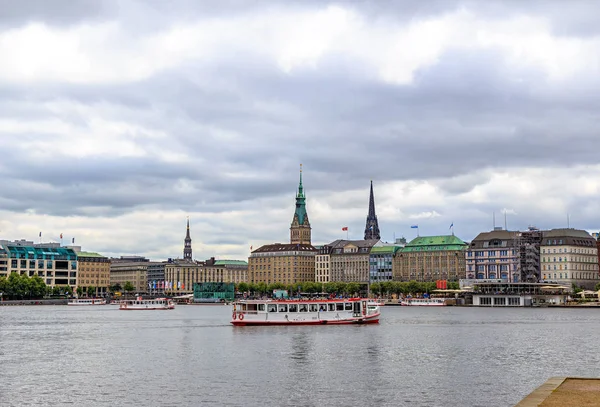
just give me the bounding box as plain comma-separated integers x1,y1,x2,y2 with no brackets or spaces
516,377,600,406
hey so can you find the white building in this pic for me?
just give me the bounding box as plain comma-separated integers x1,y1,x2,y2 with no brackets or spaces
540,228,599,290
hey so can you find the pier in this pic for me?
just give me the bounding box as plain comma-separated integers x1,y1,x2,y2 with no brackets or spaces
516,377,600,406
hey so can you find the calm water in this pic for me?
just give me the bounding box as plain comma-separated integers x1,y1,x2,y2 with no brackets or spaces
1,305,599,407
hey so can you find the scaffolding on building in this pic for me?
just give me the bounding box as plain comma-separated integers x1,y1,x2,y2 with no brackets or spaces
515,226,543,283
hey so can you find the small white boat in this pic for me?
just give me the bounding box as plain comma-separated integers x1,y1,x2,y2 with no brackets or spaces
400,298,447,306
119,297,175,310
68,298,107,306
231,298,380,326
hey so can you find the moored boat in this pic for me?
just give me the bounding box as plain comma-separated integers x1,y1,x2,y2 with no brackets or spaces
231,298,380,326
400,298,447,306
68,298,107,306
119,297,175,310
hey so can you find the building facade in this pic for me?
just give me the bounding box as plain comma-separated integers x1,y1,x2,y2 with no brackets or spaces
110,256,150,293
248,166,317,285
466,229,520,282
1,243,78,287
164,257,249,294
329,239,380,283
369,245,401,282
248,244,317,285
540,228,600,289
147,261,167,293
395,235,467,282
0,248,7,278
315,245,333,283
77,251,110,296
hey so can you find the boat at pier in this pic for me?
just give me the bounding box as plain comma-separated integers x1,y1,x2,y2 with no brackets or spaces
68,298,107,306
230,298,380,326
400,298,447,306
119,297,175,310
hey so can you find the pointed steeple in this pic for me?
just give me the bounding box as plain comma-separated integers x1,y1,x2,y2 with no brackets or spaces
290,164,311,244
183,217,193,261
364,180,381,240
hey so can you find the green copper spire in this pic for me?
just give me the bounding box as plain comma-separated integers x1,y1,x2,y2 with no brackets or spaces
294,164,307,224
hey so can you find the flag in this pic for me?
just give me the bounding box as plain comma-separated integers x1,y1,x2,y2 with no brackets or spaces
60,233,63,239
250,245,253,250
411,225,418,229
369,226,373,230
39,231,42,237
182,283,185,290
449,223,454,229
72,237,75,244
342,227,348,231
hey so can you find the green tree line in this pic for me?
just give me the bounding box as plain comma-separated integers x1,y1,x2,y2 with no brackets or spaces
233,280,459,297
0,272,73,300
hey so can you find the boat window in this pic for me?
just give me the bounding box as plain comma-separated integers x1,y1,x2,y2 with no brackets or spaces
336,303,344,311
288,304,298,312
258,304,265,311
298,304,308,312
328,303,335,311
278,304,288,312
268,304,277,312
309,304,318,312
318,304,326,312
345,303,353,311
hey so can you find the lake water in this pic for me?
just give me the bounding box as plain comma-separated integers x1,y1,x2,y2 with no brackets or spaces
1,305,599,407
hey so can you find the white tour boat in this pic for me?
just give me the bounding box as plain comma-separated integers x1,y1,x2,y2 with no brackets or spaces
119,297,175,310
400,298,447,306
68,298,107,306
231,298,380,326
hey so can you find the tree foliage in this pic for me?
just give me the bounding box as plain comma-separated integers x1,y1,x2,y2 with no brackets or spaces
0,273,49,300
233,280,446,298
123,281,135,293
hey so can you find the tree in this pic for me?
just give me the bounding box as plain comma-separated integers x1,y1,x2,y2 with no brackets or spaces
237,282,249,293
76,287,84,298
63,285,73,297
87,286,96,297
123,281,135,293
595,282,600,291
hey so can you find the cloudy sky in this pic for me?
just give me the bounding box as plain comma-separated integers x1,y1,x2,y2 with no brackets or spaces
1,0,599,261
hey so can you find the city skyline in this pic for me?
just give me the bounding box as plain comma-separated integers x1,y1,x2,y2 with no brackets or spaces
1,1,600,261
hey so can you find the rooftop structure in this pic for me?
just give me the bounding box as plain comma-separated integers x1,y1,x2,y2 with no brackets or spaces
364,181,381,240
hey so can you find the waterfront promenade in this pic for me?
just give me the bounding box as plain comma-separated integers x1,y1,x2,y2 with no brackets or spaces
516,377,600,406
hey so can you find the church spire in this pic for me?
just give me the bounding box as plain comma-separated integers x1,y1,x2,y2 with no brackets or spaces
364,180,381,240
290,164,311,244
183,217,193,261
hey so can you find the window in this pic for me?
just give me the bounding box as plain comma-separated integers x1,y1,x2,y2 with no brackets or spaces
345,303,353,311
328,303,336,311
508,297,520,306
278,304,288,312
309,304,318,312
480,297,492,305
288,304,298,312
268,304,277,312
494,297,506,306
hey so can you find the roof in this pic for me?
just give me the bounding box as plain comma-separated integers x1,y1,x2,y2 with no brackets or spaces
370,246,402,254
469,230,520,249
77,251,106,258
4,245,77,258
327,239,380,249
402,235,467,252
252,243,317,254
213,260,248,266
541,228,595,247
542,228,594,239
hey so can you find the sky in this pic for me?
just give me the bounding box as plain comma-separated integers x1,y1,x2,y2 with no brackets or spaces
1,0,600,261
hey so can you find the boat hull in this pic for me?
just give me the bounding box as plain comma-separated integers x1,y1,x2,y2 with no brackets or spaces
231,313,380,326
